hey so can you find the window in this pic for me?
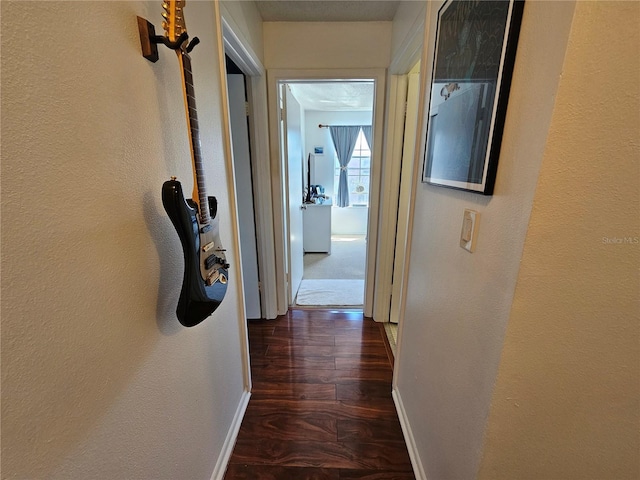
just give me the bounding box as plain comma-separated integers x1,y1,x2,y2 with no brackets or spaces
334,129,370,206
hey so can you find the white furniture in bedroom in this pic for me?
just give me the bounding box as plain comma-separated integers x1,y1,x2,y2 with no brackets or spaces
303,203,332,253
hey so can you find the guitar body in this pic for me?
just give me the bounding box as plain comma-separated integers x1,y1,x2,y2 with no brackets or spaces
162,178,228,327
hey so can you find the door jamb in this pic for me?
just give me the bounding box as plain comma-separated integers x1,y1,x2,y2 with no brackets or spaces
267,68,387,317
220,13,278,320
373,74,409,322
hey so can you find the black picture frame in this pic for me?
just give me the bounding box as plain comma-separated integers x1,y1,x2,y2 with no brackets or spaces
422,0,524,195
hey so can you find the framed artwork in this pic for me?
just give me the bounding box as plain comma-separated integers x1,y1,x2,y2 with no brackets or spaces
422,0,524,195
313,146,324,155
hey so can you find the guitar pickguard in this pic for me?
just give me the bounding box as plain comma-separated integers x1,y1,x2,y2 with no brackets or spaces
195,197,228,285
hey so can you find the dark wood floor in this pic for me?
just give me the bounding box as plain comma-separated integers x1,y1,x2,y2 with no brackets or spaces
224,309,415,480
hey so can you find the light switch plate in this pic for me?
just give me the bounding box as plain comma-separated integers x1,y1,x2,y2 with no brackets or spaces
460,209,479,252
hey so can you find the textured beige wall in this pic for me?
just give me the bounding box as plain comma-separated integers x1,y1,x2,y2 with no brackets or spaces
478,2,640,478
1,2,246,478
263,21,392,69
395,1,577,478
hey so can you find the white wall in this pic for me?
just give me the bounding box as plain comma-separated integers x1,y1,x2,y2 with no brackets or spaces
1,2,247,478
303,110,372,235
395,1,578,478
331,207,369,236
478,2,640,478
264,22,392,70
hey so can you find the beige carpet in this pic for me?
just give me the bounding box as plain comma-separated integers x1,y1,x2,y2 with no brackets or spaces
298,236,366,306
303,235,366,280
295,279,364,306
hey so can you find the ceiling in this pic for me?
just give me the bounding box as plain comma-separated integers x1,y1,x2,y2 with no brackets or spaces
289,82,374,111
254,1,401,22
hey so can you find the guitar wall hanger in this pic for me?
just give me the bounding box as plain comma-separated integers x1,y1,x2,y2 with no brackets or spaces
137,16,199,63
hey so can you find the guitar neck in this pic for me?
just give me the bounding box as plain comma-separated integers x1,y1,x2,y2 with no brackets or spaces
178,51,210,224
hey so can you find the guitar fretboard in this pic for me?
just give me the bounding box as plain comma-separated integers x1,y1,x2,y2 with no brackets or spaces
180,52,210,224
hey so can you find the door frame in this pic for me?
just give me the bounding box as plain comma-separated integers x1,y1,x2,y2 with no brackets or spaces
267,69,387,317
220,13,278,320
281,84,305,306
226,72,262,319
390,68,421,325
372,74,409,322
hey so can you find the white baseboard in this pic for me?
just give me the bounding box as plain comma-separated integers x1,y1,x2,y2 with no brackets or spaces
210,389,251,480
393,387,427,480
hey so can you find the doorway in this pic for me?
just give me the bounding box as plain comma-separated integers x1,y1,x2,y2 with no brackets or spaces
291,82,373,307
267,69,386,317
226,57,262,319
275,79,376,310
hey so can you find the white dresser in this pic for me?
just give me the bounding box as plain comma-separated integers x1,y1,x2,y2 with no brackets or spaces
303,203,332,253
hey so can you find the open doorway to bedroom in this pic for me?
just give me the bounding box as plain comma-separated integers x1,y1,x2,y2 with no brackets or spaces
279,81,374,308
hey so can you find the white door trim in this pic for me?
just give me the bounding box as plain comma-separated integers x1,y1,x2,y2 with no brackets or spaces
220,8,278,320
390,71,421,326
220,11,263,76
266,68,387,317
213,1,251,396
373,74,409,322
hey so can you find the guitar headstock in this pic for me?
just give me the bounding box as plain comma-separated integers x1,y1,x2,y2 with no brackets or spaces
161,1,187,45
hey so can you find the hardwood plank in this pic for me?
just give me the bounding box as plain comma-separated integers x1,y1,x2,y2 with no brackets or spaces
332,345,389,357
249,343,269,356
229,439,413,471
251,367,393,385
250,334,336,347
266,344,336,357
251,381,336,400
337,418,406,444
241,399,398,421
273,326,377,338
303,319,380,329
335,357,392,371
250,355,336,370
237,410,337,442
336,381,393,401
264,344,388,358
225,465,340,480
334,335,385,346
339,470,415,480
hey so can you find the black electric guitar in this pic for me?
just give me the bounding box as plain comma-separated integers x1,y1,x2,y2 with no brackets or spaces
160,0,228,327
